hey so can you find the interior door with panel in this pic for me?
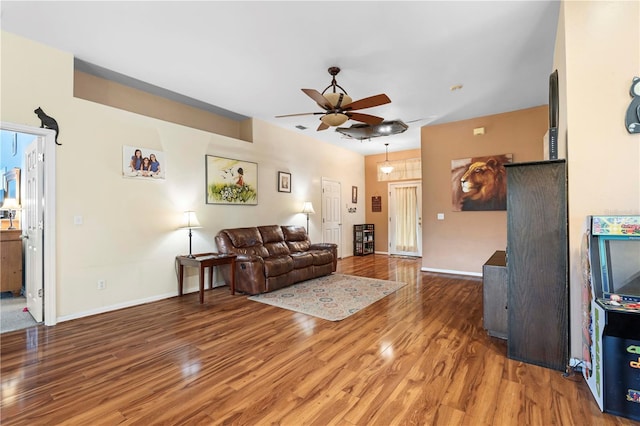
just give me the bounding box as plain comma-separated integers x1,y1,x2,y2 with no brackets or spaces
321,178,342,258
24,137,44,323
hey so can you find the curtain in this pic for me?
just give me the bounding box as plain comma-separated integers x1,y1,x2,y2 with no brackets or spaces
395,186,418,252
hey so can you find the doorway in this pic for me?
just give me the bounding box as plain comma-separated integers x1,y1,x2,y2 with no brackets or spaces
1,122,57,326
388,181,422,257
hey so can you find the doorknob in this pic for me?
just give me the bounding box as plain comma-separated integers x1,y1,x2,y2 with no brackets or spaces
20,234,29,240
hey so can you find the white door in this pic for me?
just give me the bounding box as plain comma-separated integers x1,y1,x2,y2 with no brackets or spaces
24,138,44,322
389,181,422,257
321,178,342,258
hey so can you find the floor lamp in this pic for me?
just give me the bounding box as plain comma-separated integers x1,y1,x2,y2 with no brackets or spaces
301,201,315,234
180,211,202,258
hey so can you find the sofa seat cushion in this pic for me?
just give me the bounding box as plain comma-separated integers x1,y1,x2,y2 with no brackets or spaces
263,255,294,277
290,252,314,269
309,249,334,266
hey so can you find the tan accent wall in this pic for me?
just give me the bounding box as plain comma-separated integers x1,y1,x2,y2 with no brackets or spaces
364,149,421,253
421,106,548,274
74,70,251,142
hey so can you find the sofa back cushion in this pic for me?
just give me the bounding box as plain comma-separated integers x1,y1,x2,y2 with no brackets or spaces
219,227,269,257
258,225,290,257
282,225,311,252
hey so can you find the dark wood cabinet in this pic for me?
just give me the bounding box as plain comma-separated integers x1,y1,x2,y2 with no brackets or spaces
483,250,507,339
505,160,568,372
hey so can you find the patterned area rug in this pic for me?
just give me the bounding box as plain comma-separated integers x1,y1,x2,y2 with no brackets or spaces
248,274,406,321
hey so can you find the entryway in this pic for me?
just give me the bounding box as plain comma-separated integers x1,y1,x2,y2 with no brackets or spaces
1,122,57,327
388,181,422,257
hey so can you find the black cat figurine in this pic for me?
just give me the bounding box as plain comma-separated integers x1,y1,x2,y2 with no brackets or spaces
34,107,61,145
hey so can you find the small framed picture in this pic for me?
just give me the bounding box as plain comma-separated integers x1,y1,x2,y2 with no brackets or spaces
352,186,358,204
278,171,291,193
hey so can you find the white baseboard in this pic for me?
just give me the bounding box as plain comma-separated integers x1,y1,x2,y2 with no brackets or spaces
56,282,226,323
421,267,482,277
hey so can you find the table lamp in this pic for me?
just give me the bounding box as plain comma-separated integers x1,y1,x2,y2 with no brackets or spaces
1,198,20,230
180,211,201,258
301,201,315,234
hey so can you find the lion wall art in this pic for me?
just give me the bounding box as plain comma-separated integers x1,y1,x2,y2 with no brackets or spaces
451,154,513,211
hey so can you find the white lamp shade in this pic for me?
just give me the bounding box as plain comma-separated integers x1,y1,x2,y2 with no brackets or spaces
320,113,349,127
301,202,315,214
1,198,20,210
180,211,201,229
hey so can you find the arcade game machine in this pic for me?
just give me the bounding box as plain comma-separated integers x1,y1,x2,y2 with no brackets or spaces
582,215,640,422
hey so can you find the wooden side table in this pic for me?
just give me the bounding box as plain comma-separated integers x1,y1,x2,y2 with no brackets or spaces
176,253,237,304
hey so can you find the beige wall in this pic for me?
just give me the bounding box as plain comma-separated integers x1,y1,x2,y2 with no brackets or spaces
364,148,421,253
421,106,548,275
1,31,366,321
558,1,640,359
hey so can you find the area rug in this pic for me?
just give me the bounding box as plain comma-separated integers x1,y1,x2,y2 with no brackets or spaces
248,274,406,321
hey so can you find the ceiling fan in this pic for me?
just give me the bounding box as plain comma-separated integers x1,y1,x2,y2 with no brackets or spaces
335,116,437,140
336,120,409,140
276,67,391,131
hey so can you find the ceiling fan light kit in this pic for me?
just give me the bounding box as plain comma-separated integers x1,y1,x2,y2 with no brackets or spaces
323,92,352,108
321,113,349,127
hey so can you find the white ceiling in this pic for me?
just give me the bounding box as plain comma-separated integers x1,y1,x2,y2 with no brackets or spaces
0,1,560,156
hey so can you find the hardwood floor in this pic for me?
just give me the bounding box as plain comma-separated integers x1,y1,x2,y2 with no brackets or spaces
1,255,637,425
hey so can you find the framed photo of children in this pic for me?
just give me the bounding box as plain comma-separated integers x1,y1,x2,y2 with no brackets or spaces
205,155,258,205
122,145,165,179
278,171,291,193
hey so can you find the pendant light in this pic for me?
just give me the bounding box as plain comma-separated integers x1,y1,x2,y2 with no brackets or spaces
381,143,394,174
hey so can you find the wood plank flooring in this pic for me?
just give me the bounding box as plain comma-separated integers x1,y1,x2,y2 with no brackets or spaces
1,255,637,425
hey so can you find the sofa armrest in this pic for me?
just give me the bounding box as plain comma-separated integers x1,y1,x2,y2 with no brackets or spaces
310,243,337,251
219,254,266,295
310,243,338,271
235,253,264,263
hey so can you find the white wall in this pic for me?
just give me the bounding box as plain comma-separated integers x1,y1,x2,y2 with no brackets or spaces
1,31,365,321
556,1,640,359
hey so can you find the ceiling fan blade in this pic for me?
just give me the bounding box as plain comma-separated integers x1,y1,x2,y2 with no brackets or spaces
275,112,324,118
347,112,385,125
342,94,391,111
317,121,330,131
301,88,333,110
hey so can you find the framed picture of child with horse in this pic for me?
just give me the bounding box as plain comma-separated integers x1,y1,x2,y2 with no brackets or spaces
205,155,258,205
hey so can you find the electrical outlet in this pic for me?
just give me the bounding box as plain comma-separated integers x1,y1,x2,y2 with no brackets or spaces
97,279,106,290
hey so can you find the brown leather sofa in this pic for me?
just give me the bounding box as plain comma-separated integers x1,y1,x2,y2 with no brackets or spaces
215,225,338,295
